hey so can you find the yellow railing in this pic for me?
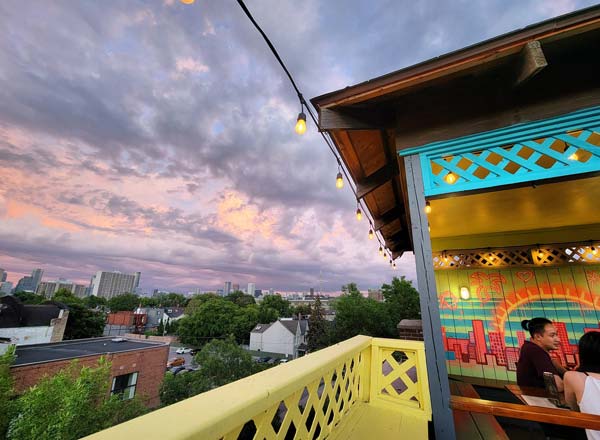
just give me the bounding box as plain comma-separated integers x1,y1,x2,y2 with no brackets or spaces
85,336,431,440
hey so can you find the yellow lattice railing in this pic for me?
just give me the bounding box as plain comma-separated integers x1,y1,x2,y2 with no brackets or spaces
85,336,430,440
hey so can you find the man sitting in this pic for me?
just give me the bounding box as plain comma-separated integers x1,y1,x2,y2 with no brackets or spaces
516,317,566,390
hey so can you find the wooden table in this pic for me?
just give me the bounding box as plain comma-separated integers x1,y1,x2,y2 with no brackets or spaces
505,384,566,406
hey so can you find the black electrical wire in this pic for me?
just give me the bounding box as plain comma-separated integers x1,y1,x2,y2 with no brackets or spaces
236,0,394,259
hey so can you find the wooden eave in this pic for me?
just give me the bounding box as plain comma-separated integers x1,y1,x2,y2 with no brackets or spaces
310,6,600,256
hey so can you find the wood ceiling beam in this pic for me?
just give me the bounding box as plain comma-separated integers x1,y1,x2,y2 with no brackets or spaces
514,40,548,87
319,108,384,131
391,250,405,260
373,207,402,232
356,165,394,199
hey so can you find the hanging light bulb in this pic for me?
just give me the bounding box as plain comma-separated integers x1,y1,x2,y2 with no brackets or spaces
356,205,362,221
295,112,307,135
425,201,432,214
428,223,431,233
393,261,397,269
592,246,598,256
568,152,579,161
368,228,374,240
537,246,543,258
389,259,393,266
336,171,343,189
443,251,449,263
444,172,457,184
378,245,383,256
180,0,195,3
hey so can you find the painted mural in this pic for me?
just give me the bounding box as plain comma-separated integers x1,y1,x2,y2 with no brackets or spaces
435,265,600,381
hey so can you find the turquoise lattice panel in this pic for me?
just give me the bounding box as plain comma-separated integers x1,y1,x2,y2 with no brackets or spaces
399,106,600,196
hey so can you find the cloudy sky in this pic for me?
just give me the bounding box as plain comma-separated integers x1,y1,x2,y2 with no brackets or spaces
0,0,596,293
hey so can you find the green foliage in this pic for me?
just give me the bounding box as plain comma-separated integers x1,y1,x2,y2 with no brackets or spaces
184,294,220,315
225,291,256,307
160,337,261,406
291,304,311,317
259,294,292,317
107,293,139,312
381,276,421,322
83,295,107,309
157,319,165,336
7,358,146,440
140,293,188,308
50,292,105,340
0,346,16,438
13,291,45,304
177,298,259,346
257,305,278,324
331,283,395,342
306,297,330,352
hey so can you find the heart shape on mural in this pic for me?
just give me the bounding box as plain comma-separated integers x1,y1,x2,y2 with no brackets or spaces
516,271,533,284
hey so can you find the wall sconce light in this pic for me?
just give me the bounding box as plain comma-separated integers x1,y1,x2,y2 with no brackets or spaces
459,286,471,300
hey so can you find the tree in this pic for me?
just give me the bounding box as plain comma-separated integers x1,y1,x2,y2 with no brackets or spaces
159,337,262,406
50,292,105,340
83,295,107,310
157,319,165,336
259,294,292,318
0,346,16,438
107,293,139,312
381,276,421,324
177,298,238,346
291,304,311,317
331,283,395,343
306,297,330,352
7,358,146,440
225,291,256,307
184,294,220,315
13,291,45,304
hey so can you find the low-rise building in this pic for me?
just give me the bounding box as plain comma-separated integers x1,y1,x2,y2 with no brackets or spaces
249,318,308,358
0,296,69,345
10,337,169,407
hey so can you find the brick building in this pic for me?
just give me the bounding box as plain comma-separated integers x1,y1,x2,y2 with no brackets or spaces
11,337,169,407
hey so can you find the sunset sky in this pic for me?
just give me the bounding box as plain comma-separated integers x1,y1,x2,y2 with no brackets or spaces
0,0,595,293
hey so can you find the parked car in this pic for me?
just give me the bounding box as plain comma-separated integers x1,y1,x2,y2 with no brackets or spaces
170,365,186,375
279,359,288,364
189,349,198,356
176,347,192,354
257,357,271,364
167,357,185,368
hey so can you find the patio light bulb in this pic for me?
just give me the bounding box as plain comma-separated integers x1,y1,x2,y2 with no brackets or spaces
180,0,195,3
368,229,374,240
393,262,397,269
592,246,598,256
379,246,383,256
460,286,471,300
537,247,543,258
336,172,344,189
568,152,579,161
356,207,362,221
445,172,457,184
295,112,307,135
425,201,432,214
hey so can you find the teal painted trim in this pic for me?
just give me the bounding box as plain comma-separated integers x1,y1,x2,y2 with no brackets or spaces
398,106,600,157
407,106,600,197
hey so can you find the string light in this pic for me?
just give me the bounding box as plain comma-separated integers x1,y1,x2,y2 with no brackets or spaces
459,286,471,300
295,111,307,135
443,251,449,263
568,152,579,161
537,246,543,258
428,223,431,233
336,171,343,189
592,244,597,256
368,228,374,240
356,204,362,221
180,0,195,3
425,201,432,214
378,246,383,256
393,261,397,269
444,172,457,184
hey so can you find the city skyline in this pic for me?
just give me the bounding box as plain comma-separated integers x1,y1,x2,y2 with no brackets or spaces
1,1,596,291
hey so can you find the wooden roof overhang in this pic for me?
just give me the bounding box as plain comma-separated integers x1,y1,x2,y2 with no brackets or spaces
311,5,600,256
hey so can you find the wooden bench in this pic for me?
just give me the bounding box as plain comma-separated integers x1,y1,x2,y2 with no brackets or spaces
450,381,509,440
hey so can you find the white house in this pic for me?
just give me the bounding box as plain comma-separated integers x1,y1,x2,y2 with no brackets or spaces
249,319,308,358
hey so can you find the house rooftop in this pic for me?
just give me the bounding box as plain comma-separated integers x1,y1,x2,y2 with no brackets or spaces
12,337,167,367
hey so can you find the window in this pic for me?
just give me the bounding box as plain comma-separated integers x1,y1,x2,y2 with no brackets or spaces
111,372,138,400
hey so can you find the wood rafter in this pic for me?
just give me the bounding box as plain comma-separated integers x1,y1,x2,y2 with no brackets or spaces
514,40,547,87
373,207,402,232
356,165,393,199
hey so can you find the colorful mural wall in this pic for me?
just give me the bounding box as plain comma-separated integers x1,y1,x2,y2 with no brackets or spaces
435,265,600,381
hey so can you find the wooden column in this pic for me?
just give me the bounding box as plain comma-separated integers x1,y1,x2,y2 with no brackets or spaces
404,154,456,440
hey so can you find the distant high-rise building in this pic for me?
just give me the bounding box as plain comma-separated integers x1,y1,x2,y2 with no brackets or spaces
368,289,383,302
90,271,139,299
223,281,232,296
254,289,262,298
232,283,240,292
37,279,87,298
309,287,315,297
247,283,255,297
0,268,7,283
14,268,44,293
133,272,141,289
0,282,13,296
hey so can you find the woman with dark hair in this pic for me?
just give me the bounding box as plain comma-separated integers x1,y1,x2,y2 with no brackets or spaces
564,331,600,440
516,317,566,390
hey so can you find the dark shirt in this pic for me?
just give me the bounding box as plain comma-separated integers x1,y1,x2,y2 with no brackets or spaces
516,340,560,388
